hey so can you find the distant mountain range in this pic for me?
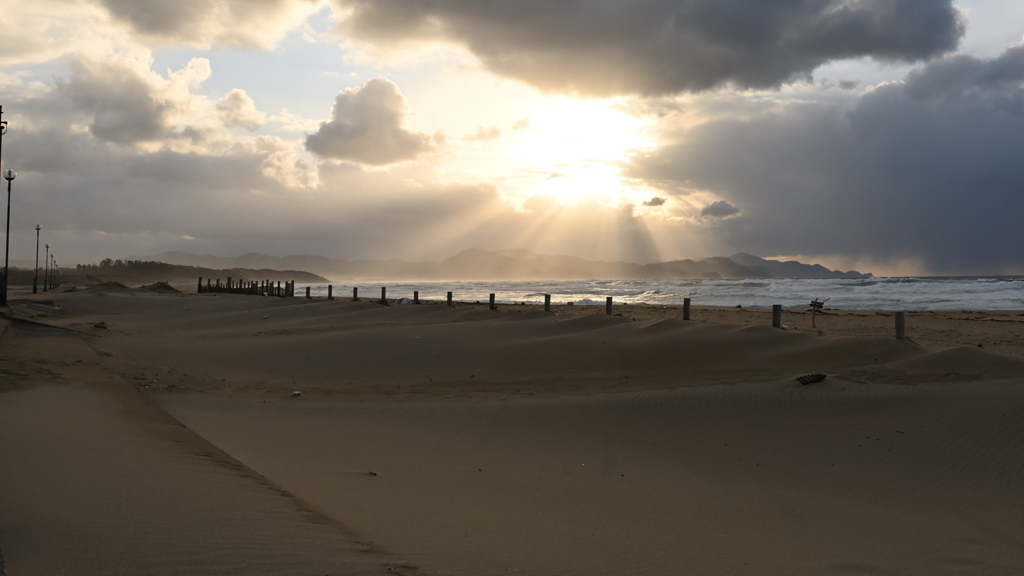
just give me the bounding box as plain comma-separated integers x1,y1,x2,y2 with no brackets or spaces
136,249,871,281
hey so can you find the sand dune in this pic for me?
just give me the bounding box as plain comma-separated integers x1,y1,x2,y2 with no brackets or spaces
2,287,1024,575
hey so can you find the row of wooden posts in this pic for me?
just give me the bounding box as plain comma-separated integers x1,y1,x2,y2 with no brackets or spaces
197,277,909,340
198,276,296,297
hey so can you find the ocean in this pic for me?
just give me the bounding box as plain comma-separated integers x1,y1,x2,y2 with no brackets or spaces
294,276,1024,311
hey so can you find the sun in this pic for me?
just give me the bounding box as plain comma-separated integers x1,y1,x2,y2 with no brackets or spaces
501,97,653,205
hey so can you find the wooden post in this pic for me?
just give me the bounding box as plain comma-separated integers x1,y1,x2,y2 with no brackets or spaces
895,311,906,340
772,304,782,329
380,287,387,305
447,291,453,306
227,277,232,291
683,298,691,320
276,281,281,296
306,286,311,299
606,296,613,315
353,287,359,301
328,285,333,300
197,277,202,293
216,279,221,289
544,294,551,313
489,293,496,310
414,290,419,304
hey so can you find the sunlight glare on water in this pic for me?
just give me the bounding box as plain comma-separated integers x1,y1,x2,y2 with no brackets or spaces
295,277,1024,311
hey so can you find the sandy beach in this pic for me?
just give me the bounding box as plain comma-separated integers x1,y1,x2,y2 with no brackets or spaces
3,283,1024,575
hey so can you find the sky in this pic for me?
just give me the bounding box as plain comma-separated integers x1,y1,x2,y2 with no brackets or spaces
1,0,1023,276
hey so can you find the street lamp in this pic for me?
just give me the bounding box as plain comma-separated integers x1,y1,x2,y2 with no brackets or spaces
50,253,55,290
1,168,15,306
0,105,8,305
33,224,40,293
43,243,49,292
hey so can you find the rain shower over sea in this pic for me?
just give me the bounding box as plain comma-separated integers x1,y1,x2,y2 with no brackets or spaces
296,276,1024,311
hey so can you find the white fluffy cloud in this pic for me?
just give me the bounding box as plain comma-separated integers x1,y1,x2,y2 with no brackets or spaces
59,56,224,146
217,89,267,129
305,78,434,165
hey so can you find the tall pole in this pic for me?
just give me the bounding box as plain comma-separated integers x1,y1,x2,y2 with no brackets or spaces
43,243,48,292
50,254,54,289
1,171,12,306
33,225,39,293
0,106,7,306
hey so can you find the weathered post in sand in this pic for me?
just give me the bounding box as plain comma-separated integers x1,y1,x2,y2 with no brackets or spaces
606,296,613,315
306,286,311,299
414,290,420,304
447,291,453,306
353,287,359,301
895,311,906,340
216,279,221,289
276,281,281,296
380,287,387,305
489,293,496,310
227,277,232,291
683,298,691,320
198,277,203,293
772,304,782,329
544,294,551,313
327,285,333,300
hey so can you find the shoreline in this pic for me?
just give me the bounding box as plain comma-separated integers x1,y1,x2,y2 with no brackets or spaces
7,282,1024,357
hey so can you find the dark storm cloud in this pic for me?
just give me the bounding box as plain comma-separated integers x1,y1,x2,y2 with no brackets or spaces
700,200,739,218
628,45,1024,274
305,78,434,165
95,0,317,47
642,196,667,207
334,0,965,95
99,0,211,37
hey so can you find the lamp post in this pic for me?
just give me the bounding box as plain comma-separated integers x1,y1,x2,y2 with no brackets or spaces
33,224,40,293
0,105,8,305
50,253,55,289
1,168,15,306
43,243,49,292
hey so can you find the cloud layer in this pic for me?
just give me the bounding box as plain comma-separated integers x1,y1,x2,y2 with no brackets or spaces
335,0,966,95
629,45,1024,273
